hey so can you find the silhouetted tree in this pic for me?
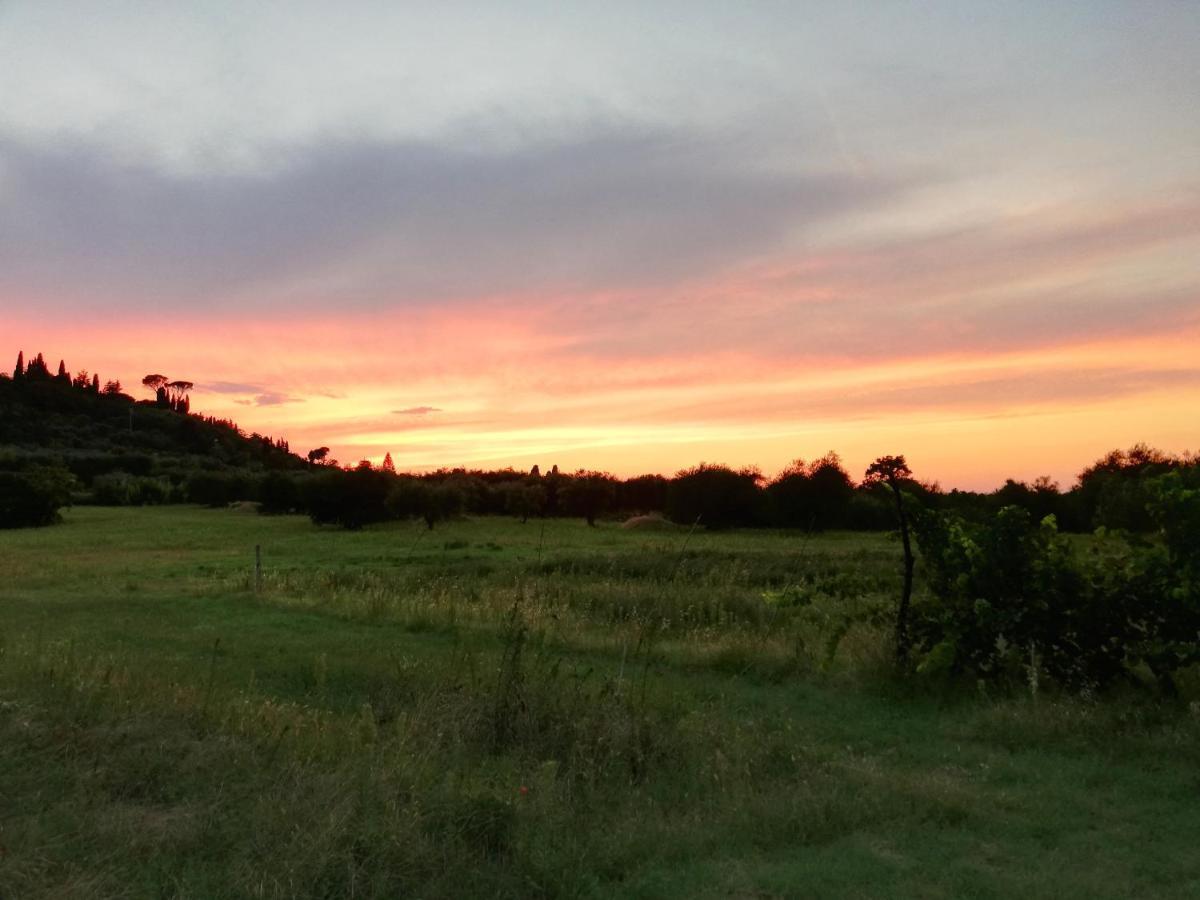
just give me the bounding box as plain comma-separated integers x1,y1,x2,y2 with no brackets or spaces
1074,444,1179,531
102,380,123,395
72,369,91,390
308,447,330,466
502,481,546,523
381,452,396,474
26,353,50,379
91,373,100,394
14,351,24,379
667,463,762,529
55,360,69,383
864,455,916,666
142,374,169,408
166,380,193,411
559,470,617,526
543,465,563,515
386,478,465,530
617,473,669,514
258,472,302,514
768,452,854,529
305,467,391,529
993,476,1062,524
0,465,76,528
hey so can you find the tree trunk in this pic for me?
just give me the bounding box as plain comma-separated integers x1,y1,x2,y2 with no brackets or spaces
891,480,915,667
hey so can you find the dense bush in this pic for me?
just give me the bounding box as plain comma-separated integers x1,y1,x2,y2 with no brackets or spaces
306,467,393,529
913,482,1200,692
666,464,763,529
844,490,895,530
91,472,170,506
0,465,76,528
499,481,545,523
1074,444,1188,531
185,471,255,507
558,471,616,526
258,471,303,514
767,453,855,530
387,478,465,530
615,474,669,514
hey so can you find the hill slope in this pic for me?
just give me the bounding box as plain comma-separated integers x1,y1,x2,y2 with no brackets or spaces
0,357,305,485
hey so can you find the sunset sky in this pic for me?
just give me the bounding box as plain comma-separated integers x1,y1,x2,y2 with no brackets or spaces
3,2,1198,489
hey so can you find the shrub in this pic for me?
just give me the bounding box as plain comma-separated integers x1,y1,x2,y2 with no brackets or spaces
306,467,393,529
92,472,170,506
185,471,253,507
1132,473,1200,691
913,492,1200,692
258,471,302,514
559,471,616,526
386,478,464,530
767,453,854,529
499,481,545,523
666,464,762,529
0,465,76,528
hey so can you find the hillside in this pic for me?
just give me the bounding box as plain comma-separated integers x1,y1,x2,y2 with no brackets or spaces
0,353,305,486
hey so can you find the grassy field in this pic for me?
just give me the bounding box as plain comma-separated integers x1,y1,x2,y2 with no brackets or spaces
1,507,1198,898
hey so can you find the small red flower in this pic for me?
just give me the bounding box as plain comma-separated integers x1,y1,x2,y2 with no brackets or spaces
518,785,529,796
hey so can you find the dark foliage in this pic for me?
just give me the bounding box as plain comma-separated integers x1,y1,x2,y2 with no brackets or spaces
92,472,171,506
666,463,763,529
185,471,255,507
258,471,304,514
913,475,1200,692
864,455,917,665
559,470,616,526
616,474,669,515
0,351,307,519
386,477,466,530
767,452,854,530
306,467,394,529
499,481,546,523
0,464,76,528
1074,444,1184,531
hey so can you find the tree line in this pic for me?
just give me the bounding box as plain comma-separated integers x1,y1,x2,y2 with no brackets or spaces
2,349,1193,540
5,350,1200,697
267,444,1196,535
1,350,303,526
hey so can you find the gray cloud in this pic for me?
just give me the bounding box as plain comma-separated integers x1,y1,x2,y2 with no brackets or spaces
204,380,266,394
551,199,1200,363
254,392,302,406
0,129,917,312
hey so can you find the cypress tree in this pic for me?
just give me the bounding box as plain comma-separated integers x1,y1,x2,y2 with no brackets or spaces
14,351,23,378
91,373,100,393
56,360,69,382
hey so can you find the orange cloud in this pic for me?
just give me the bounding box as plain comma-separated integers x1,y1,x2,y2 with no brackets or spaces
6,301,1197,490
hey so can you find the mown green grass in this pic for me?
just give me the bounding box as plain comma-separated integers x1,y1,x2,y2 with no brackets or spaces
1,507,1198,898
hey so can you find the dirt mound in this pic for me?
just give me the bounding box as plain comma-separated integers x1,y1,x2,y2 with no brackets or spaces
621,514,677,530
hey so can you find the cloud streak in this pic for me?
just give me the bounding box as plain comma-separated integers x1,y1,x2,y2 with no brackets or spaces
3,3,1198,488
0,129,918,313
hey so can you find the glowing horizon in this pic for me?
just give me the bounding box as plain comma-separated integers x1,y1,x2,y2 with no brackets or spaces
2,3,1198,490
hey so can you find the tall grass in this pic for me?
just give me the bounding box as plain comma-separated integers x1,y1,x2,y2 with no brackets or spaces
2,507,1198,898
